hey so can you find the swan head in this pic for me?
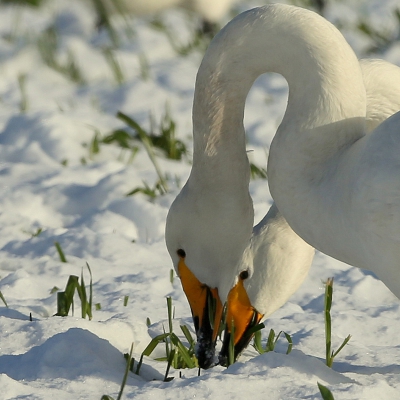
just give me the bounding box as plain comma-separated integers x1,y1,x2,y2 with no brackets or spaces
165,180,254,368
219,204,314,364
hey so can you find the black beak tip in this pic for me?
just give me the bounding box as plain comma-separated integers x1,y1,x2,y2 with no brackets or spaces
196,338,216,369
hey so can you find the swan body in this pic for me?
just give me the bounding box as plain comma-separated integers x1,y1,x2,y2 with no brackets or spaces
165,3,400,367
241,58,400,321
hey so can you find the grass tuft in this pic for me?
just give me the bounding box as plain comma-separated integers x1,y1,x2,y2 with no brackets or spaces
135,297,197,381
55,264,94,319
0,290,8,308
54,241,67,263
250,162,268,179
324,277,351,368
37,26,85,84
117,111,168,193
103,343,135,400
103,47,125,85
317,382,335,400
253,327,293,355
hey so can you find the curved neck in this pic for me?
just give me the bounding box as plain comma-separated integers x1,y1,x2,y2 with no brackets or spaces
191,4,366,184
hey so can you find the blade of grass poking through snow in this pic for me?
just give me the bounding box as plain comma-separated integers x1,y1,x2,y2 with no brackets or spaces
87,263,93,318
164,349,175,382
253,329,264,354
180,325,196,353
56,275,79,316
0,290,8,307
54,241,67,263
76,263,93,320
91,0,119,46
135,333,170,375
167,297,173,334
170,333,196,368
228,320,235,366
56,292,68,316
117,111,168,193
103,47,124,85
266,328,277,352
77,268,88,319
317,382,335,400
116,343,134,400
253,327,292,355
283,332,293,355
124,295,129,306
324,277,351,367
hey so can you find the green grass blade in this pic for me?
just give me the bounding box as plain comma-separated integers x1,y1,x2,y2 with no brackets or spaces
117,111,168,193
180,325,195,348
0,290,8,308
142,333,170,357
116,343,134,400
169,333,196,368
56,275,79,316
324,278,334,366
91,0,119,46
56,292,68,316
253,329,264,354
166,297,173,334
124,295,129,306
163,349,175,382
86,263,93,320
283,332,293,354
317,382,335,400
54,241,67,262
103,47,124,85
247,322,265,337
266,328,276,352
228,320,235,366
77,268,87,319
331,334,352,361
135,354,145,375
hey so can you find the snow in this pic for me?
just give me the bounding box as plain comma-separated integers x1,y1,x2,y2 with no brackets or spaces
0,0,400,399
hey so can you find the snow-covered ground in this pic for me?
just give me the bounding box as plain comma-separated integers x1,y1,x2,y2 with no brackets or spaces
0,0,400,398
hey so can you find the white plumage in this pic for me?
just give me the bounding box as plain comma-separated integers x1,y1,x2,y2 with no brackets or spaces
165,4,400,364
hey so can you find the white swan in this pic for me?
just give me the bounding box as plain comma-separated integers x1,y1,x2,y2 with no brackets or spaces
165,4,400,368
220,58,400,362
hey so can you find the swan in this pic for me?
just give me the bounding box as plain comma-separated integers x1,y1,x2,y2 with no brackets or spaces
220,58,400,363
165,4,400,368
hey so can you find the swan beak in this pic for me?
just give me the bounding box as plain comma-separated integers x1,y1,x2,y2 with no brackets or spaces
218,279,263,366
178,257,224,369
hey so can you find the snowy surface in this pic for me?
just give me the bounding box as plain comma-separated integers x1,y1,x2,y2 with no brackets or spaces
0,0,400,399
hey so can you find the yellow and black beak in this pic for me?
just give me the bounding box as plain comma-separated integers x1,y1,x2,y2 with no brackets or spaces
218,277,263,366
178,256,223,369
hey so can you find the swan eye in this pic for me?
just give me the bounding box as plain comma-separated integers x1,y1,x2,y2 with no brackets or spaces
239,270,249,280
177,249,186,258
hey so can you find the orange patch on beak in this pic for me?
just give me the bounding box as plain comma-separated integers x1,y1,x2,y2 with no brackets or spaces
226,278,263,345
178,257,223,338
